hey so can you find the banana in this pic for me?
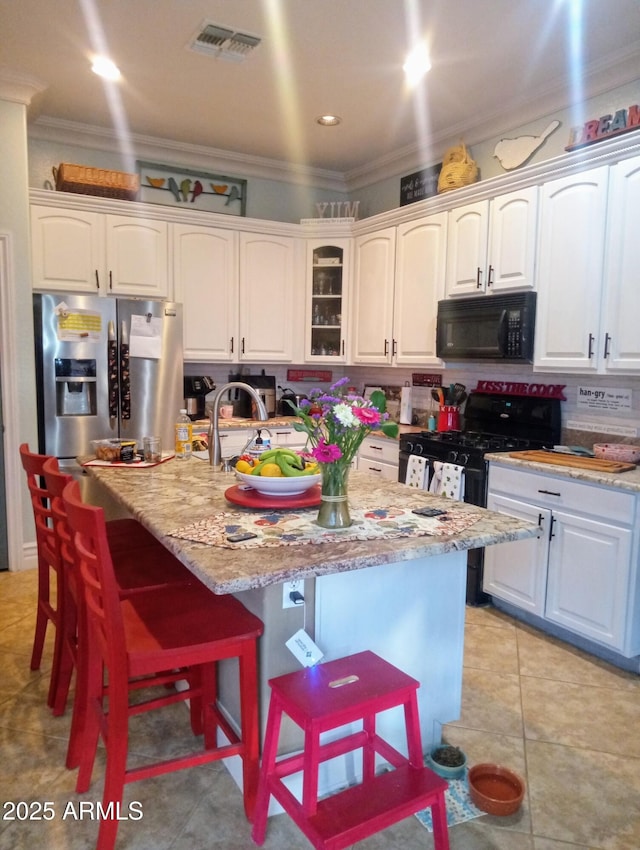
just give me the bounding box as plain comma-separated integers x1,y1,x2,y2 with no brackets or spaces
254,447,300,464
276,454,308,477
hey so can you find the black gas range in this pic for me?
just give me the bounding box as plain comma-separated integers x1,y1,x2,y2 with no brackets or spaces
399,392,561,605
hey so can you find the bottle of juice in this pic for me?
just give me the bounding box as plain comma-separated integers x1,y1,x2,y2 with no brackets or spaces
175,409,192,460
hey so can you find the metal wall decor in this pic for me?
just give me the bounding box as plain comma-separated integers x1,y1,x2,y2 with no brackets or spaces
137,161,246,215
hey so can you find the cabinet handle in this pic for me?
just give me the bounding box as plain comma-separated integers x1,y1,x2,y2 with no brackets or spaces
604,333,611,359
548,515,556,541
230,337,234,354
341,339,345,356
487,264,494,287
370,445,383,452
392,338,397,356
369,466,382,473
476,267,482,288
537,512,544,527
241,337,245,354
109,270,113,291
588,333,594,358
538,489,561,496
384,339,389,356
95,270,100,290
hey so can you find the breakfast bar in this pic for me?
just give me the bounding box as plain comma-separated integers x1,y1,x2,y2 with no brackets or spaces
85,460,538,801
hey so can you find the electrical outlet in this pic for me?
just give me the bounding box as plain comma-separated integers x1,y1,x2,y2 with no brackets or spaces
282,579,304,609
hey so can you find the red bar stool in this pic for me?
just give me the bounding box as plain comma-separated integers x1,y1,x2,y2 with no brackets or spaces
62,479,264,850
251,651,450,850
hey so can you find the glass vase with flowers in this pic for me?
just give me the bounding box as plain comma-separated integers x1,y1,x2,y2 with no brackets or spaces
288,378,398,528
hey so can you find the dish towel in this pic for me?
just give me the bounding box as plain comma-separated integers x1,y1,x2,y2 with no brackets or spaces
428,461,443,495
441,463,465,500
405,455,428,489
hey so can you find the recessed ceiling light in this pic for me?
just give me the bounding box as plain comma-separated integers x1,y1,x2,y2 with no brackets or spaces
91,57,121,81
403,43,431,86
316,115,341,126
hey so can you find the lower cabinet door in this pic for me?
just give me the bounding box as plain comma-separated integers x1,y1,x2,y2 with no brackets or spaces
545,510,632,650
483,494,549,615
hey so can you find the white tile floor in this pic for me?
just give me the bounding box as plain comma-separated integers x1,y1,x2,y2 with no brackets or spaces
1,568,639,849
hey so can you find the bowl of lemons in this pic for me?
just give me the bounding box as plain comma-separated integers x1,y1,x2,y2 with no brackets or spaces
235,448,321,496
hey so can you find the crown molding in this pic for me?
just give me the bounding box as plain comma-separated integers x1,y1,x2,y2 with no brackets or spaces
344,51,640,191
0,68,46,106
28,116,348,193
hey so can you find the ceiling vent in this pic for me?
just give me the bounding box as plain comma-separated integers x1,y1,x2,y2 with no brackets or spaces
188,21,262,62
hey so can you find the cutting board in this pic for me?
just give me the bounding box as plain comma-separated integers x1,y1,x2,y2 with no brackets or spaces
508,450,636,473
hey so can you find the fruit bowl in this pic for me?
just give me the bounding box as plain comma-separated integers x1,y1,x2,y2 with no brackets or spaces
467,763,525,816
235,470,321,497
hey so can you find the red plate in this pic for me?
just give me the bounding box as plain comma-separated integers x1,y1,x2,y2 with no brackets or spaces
225,484,321,509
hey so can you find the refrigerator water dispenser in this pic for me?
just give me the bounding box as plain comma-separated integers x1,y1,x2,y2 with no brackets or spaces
55,358,97,416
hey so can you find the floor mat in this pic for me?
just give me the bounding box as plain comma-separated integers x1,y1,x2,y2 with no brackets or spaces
415,768,485,831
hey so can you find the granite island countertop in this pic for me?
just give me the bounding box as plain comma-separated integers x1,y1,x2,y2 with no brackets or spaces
86,462,538,595
485,451,640,493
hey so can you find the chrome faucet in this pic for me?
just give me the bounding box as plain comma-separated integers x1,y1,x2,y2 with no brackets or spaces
208,381,269,468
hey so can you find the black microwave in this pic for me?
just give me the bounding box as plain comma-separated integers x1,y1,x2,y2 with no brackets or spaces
436,291,537,362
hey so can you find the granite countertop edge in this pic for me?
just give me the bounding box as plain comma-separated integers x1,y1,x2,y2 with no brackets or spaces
87,463,539,595
485,452,640,493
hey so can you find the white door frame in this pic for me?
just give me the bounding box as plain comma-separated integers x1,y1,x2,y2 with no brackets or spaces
0,233,28,571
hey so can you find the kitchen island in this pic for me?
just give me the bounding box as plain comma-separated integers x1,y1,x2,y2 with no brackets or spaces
85,460,538,802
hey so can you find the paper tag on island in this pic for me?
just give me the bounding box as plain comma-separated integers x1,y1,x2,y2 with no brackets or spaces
286,628,324,668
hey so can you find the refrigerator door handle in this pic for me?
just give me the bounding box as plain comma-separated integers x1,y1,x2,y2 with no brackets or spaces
107,321,119,420
120,321,131,420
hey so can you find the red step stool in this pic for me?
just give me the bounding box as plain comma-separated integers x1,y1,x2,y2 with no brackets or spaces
251,650,450,850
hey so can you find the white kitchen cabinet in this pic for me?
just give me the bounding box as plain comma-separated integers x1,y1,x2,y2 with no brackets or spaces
533,166,609,372
483,492,550,615
351,227,396,364
305,240,350,362
445,186,537,296
485,462,639,655
393,215,447,365
351,214,447,366
599,154,640,372
357,435,399,480
31,205,169,297
172,223,239,361
269,426,308,450
238,232,299,361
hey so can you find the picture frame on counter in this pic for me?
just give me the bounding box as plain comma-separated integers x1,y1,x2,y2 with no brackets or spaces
137,160,247,215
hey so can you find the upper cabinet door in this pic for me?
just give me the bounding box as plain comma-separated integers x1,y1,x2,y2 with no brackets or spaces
351,228,396,364
31,205,104,293
172,224,239,362
445,200,489,295
238,232,297,361
601,154,640,373
393,213,447,365
105,215,169,297
487,186,538,292
305,239,350,362
534,166,608,372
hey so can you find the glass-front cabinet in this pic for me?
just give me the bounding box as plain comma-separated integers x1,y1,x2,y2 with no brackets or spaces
305,240,350,361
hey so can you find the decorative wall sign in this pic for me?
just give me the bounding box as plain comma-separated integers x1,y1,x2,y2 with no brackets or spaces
474,380,567,400
137,161,246,215
287,369,332,383
400,164,442,206
308,201,360,220
411,373,443,387
565,104,640,152
576,386,632,412
494,120,560,170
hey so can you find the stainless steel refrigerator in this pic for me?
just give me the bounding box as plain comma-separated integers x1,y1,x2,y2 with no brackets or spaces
33,292,183,507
